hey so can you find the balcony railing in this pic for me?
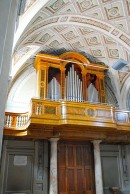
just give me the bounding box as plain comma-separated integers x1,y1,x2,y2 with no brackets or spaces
4,112,29,129
30,98,130,128
4,98,130,135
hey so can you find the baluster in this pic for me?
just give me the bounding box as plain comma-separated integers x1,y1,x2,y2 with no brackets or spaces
26,115,28,124
5,115,9,127
38,104,42,115
6,115,9,126
16,116,18,127
36,104,39,115
21,116,23,126
18,116,21,127
40,104,42,115
9,116,12,127
7,115,10,127
21,116,24,127
23,116,26,126
22,116,25,127
12,116,16,127
19,116,21,127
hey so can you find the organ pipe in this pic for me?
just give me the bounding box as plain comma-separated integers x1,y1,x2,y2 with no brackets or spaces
48,64,98,102
65,65,83,102
48,78,60,100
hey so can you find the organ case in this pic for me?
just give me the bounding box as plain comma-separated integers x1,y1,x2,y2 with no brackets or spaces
34,52,108,103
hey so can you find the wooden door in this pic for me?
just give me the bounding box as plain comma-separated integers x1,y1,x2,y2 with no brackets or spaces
58,141,95,194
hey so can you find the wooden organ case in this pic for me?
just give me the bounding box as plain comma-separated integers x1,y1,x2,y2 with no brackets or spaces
34,52,107,103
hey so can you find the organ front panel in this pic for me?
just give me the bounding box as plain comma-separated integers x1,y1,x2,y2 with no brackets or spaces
34,52,108,103
98,76,106,103
35,64,49,99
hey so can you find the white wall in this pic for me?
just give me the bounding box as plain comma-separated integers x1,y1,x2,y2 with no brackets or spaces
6,70,37,113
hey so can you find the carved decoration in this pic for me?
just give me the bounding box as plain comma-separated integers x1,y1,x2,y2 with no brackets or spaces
77,0,98,12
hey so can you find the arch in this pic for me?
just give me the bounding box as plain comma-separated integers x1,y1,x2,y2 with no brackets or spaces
6,66,36,112
121,75,130,109
16,15,130,51
13,0,49,49
8,66,36,101
60,51,90,67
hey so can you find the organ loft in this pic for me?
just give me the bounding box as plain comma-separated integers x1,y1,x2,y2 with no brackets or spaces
4,51,130,140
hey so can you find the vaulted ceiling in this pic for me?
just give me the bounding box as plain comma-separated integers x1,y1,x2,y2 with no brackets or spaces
9,0,130,110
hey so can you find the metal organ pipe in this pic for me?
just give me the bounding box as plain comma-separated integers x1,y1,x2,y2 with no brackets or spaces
48,77,60,100
72,65,75,101
78,78,80,101
48,65,83,102
66,74,68,100
65,65,83,102
70,68,73,101
80,81,83,102
76,73,79,101
74,71,77,101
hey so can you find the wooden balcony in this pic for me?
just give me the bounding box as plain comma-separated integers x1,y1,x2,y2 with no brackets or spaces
4,98,130,142
4,112,29,136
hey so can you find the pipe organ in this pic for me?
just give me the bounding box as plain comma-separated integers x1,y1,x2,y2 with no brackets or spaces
34,52,108,103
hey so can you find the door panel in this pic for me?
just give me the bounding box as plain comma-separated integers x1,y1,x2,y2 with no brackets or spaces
101,153,120,194
58,141,95,194
0,140,49,194
0,141,34,194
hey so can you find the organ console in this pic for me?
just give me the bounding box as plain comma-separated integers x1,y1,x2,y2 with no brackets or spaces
34,51,108,103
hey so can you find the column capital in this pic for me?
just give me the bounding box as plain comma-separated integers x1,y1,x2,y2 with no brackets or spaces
49,138,60,142
60,66,66,71
92,140,102,145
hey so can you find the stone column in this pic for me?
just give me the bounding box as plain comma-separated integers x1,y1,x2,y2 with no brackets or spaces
49,138,59,194
92,140,104,194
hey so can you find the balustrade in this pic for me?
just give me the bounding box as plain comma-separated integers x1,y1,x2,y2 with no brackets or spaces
4,99,130,132
30,98,130,126
5,112,29,129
